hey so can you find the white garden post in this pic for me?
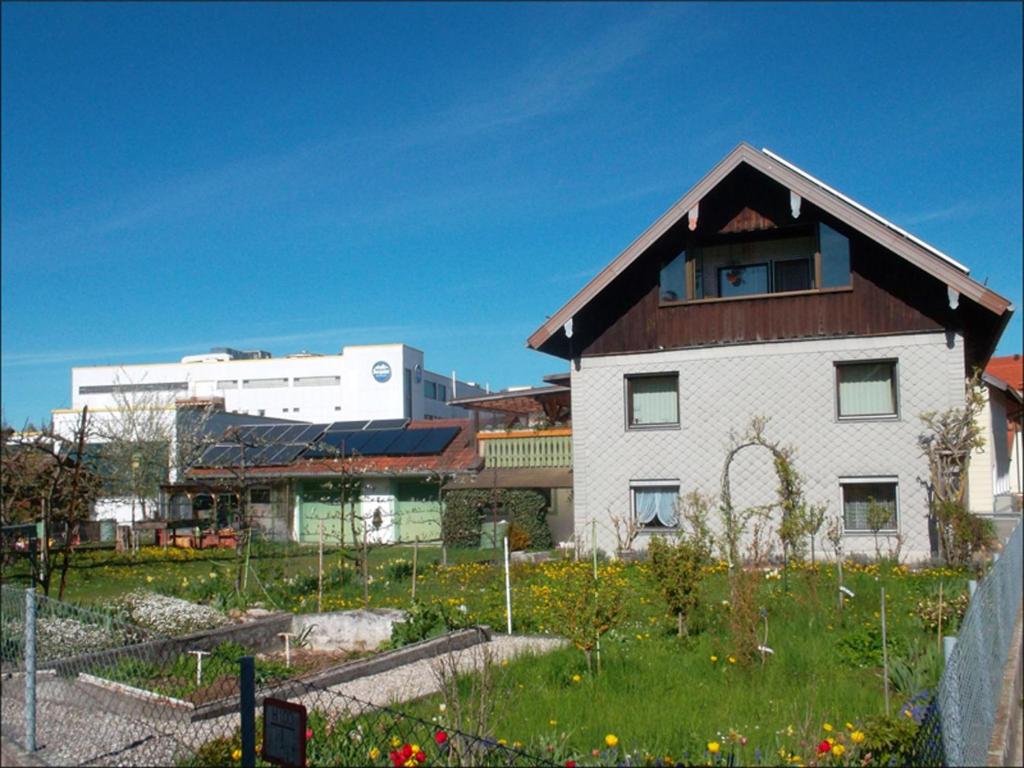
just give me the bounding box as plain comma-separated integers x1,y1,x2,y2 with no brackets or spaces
189,650,211,686
278,633,296,668
503,536,512,634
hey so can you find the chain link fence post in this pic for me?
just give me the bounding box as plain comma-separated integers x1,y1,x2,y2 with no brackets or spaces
240,655,256,768
24,586,37,753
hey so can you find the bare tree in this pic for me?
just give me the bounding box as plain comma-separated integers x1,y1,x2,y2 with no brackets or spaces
0,410,101,597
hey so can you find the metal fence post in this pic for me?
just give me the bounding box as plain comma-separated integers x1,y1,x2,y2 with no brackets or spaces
24,587,37,753
240,655,256,768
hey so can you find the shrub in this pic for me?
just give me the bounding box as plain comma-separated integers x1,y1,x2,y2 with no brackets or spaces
443,489,552,550
385,559,414,582
647,535,709,637
549,563,626,673
506,522,531,552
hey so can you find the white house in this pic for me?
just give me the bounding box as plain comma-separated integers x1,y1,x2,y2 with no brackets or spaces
526,143,1014,562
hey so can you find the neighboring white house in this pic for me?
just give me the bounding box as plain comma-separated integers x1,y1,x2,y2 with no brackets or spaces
967,371,1022,528
526,143,1014,562
52,343,487,440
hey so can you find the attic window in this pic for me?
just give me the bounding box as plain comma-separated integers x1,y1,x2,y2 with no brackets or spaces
659,224,850,304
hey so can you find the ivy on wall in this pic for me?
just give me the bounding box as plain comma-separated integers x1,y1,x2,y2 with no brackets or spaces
442,489,553,550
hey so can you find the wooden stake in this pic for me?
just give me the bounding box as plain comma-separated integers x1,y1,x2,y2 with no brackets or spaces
411,536,419,602
362,516,369,607
317,521,324,613
881,586,890,717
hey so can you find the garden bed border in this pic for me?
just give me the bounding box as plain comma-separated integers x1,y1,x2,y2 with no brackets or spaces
190,625,492,720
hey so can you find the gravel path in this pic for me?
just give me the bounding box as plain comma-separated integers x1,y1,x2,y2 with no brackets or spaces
0,634,565,766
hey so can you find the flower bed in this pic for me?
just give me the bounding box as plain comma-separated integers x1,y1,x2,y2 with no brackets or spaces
113,589,230,635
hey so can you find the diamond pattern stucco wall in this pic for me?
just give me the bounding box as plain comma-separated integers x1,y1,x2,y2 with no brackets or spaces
570,331,964,561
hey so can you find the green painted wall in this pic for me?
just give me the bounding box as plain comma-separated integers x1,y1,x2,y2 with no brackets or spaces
296,480,363,546
394,480,442,542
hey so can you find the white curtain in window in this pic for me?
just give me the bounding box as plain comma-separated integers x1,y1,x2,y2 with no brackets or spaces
631,376,678,425
635,487,678,527
839,364,894,416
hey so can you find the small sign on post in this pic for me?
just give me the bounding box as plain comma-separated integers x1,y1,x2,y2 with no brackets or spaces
262,698,308,767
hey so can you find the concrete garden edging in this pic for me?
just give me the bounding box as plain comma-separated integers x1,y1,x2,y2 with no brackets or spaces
189,625,492,721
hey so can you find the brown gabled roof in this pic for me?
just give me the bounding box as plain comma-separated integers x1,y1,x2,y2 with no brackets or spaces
527,142,1013,352
449,385,570,417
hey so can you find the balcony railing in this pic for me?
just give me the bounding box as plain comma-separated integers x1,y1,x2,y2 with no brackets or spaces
477,428,572,468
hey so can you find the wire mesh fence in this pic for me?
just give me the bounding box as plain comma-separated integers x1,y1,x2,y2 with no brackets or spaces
931,520,1023,767
1,585,551,767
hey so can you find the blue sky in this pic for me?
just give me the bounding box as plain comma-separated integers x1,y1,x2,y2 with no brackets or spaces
2,2,1021,427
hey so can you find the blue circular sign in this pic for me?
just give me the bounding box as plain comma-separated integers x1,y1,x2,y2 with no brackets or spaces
372,361,392,383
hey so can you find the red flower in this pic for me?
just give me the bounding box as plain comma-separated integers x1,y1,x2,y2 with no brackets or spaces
401,744,414,760
817,740,831,754
305,728,313,741
565,762,577,768
389,751,403,767
435,731,448,745
415,751,427,763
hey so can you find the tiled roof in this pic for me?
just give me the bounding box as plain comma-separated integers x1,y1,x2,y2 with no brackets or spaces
986,354,1023,392
187,419,480,479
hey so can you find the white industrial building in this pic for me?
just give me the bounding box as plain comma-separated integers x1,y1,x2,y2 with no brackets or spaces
52,343,487,441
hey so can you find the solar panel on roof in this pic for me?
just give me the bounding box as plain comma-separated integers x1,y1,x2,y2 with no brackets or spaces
359,429,404,455
385,429,432,455
267,445,305,465
197,445,229,466
288,425,323,446
277,424,306,442
216,446,243,467
342,431,377,455
364,419,409,431
326,421,369,432
408,427,459,455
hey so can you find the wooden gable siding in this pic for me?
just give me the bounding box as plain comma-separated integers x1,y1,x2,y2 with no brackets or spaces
564,165,960,359
579,232,954,357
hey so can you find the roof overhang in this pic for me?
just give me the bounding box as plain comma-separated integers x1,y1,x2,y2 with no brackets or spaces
527,142,1013,354
443,467,572,490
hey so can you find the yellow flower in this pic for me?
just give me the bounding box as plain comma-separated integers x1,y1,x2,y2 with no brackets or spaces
146,575,154,583
513,741,523,749
369,747,380,760
823,723,833,732
851,730,865,744
710,655,718,662
391,736,402,748
845,722,854,731
497,738,507,746
231,748,242,761
707,741,720,754
411,744,420,753
571,674,582,683
832,744,845,757
500,659,509,667
549,719,558,727
727,656,737,664
605,734,619,748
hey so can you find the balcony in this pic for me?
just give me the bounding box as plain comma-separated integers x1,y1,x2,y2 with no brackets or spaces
477,428,572,468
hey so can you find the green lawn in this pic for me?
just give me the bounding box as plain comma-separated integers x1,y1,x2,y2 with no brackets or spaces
3,544,970,765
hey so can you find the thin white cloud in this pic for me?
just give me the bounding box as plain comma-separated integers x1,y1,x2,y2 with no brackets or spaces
5,7,682,245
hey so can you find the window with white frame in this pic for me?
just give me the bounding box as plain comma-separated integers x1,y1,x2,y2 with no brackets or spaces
626,374,679,428
631,482,680,529
835,360,898,418
841,479,898,532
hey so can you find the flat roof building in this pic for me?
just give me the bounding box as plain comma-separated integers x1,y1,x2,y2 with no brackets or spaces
52,343,486,439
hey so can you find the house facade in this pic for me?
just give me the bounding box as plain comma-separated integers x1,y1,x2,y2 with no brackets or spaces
967,363,1022,525
527,143,1013,562
169,418,479,545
